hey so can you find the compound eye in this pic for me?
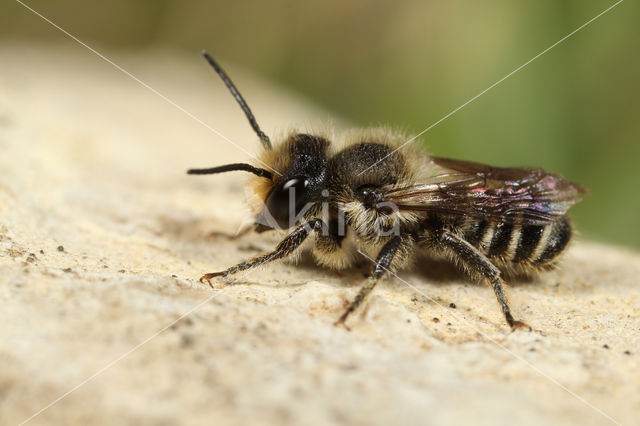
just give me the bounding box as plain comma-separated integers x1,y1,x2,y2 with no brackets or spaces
282,176,308,193
265,176,309,228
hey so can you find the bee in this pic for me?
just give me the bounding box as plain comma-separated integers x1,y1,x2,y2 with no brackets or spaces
188,50,586,330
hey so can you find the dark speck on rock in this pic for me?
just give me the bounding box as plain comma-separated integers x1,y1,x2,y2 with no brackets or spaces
63,267,73,273
181,333,195,348
624,350,631,355
603,344,610,349
432,317,440,323
449,303,456,309
57,245,65,252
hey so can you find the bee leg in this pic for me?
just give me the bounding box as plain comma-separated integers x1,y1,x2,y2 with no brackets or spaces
440,232,531,331
199,219,325,286
335,236,403,330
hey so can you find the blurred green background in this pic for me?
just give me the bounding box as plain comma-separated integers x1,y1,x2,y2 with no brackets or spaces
2,0,638,249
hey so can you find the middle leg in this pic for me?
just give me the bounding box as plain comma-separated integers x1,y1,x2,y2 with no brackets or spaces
335,236,404,329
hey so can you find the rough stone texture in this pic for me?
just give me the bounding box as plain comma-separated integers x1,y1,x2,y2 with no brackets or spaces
1,45,639,426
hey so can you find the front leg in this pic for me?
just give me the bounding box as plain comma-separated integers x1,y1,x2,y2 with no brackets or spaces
199,219,324,285
440,232,531,331
335,236,403,329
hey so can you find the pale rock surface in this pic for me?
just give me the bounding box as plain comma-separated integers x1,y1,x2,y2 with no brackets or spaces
1,45,639,426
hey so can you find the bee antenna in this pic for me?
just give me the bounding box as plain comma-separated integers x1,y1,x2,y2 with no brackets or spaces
201,50,272,150
187,163,273,180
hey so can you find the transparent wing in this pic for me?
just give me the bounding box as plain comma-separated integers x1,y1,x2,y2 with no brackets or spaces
381,157,587,225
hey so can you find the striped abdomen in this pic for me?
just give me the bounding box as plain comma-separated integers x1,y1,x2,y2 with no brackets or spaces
463,217,572,268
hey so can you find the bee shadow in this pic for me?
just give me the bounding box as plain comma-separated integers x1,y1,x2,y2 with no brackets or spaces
410,254,535,288
288,251,537,289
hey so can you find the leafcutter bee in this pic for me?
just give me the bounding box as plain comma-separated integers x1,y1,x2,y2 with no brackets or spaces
188,50,586,330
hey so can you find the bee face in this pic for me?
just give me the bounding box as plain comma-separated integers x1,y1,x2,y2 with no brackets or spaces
256,133,330,229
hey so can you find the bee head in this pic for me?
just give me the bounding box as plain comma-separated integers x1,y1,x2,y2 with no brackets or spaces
188,52,330,230
257,133,329,229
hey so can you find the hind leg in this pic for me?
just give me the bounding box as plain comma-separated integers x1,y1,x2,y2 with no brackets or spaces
440,232,531,331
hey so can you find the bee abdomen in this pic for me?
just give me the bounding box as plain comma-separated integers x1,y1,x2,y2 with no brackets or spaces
462,219,489,247
512,225,544,263
463,217,572,266
488,222,515,258
531,217,572,267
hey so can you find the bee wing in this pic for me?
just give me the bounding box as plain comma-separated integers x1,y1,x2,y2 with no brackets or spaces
381,156,587,225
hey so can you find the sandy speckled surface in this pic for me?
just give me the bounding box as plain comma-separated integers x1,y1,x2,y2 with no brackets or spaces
1,46,639,426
